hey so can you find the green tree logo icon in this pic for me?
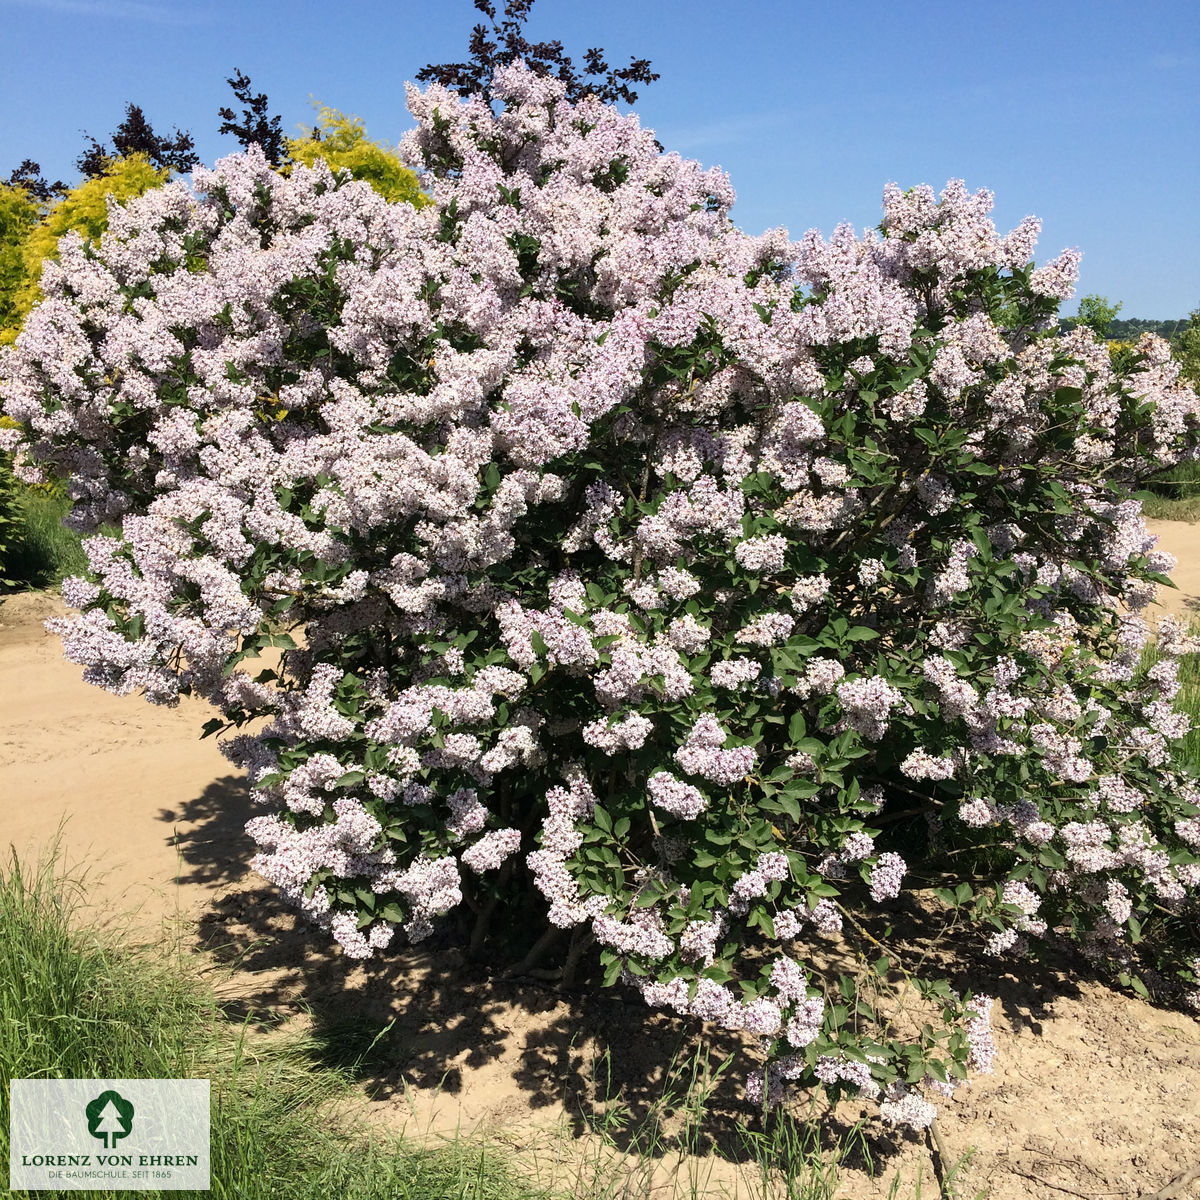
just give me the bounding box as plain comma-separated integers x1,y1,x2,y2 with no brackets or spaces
85,1090,134,1149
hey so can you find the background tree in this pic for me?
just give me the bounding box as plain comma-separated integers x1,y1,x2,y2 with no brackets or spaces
77,103,198,178
1177,308,1200,388
1110,315,1188,340
417,0,658,105
5,161,65,202
218,69,286,166
0,182,41,340
1070,293,1123,339
285,107,428,206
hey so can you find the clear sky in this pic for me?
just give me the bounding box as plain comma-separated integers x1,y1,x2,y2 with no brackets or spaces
3,0,1197,317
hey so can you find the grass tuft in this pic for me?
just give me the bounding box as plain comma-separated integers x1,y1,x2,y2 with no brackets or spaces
1142,620,1200,765
2,489,87,591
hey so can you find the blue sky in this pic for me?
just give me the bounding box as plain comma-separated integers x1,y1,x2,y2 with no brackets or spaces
3,0,1197,316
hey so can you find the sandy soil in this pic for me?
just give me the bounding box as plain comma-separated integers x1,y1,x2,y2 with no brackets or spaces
0,589,253,928
1148,519,1200,619
4,521,1200,1198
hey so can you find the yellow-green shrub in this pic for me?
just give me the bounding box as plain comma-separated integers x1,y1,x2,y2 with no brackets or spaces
285,107,428,207
0,184,42,343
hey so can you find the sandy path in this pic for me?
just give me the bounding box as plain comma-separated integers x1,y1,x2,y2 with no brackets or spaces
1149,517,1200,617
3,525,1200,1197
0,591,252,930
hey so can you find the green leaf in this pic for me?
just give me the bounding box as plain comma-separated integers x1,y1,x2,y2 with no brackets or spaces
845,626,878,642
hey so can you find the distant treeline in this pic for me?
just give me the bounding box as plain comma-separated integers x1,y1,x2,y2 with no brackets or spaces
1057,315,1191,340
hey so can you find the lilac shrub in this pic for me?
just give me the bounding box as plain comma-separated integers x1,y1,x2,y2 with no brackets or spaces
4,62,1200,1123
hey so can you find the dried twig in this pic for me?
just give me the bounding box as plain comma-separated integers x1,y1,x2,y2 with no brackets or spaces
1007,1166,1130,1198
1143,1163,1200,1200
926,1118,958,1200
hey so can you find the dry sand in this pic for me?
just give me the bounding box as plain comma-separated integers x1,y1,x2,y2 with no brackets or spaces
3,522,1200,1198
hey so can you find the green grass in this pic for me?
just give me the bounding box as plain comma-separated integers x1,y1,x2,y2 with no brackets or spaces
0,848,542,1200
1139,460,1200,521
1148,459,1200,499
1139,492,1200,522
2,488,86,591
1169,636,1200,765
1141,620,1200,764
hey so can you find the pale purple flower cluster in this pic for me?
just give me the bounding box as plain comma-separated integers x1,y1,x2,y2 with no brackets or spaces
964,995,997,1072
899,749,957,781
791,656,846,700
786,996,825,1048
735,611,795,647
593,913,674,960
789,574,830,612
733,534,787,573
768,955,808,1002
857,558,885,587
730,851,791,913
869,852,907,901
814,1055,879,1099
680,913,726,966
527,766,607,928
674,716,757,784
837,675,904,741
646,771,707,820
710,657,762,690
880,1084,938,1129
582,712,654,754
461,827,522,873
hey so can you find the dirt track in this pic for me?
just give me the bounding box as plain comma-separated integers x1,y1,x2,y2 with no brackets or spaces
3,523,1200,1198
